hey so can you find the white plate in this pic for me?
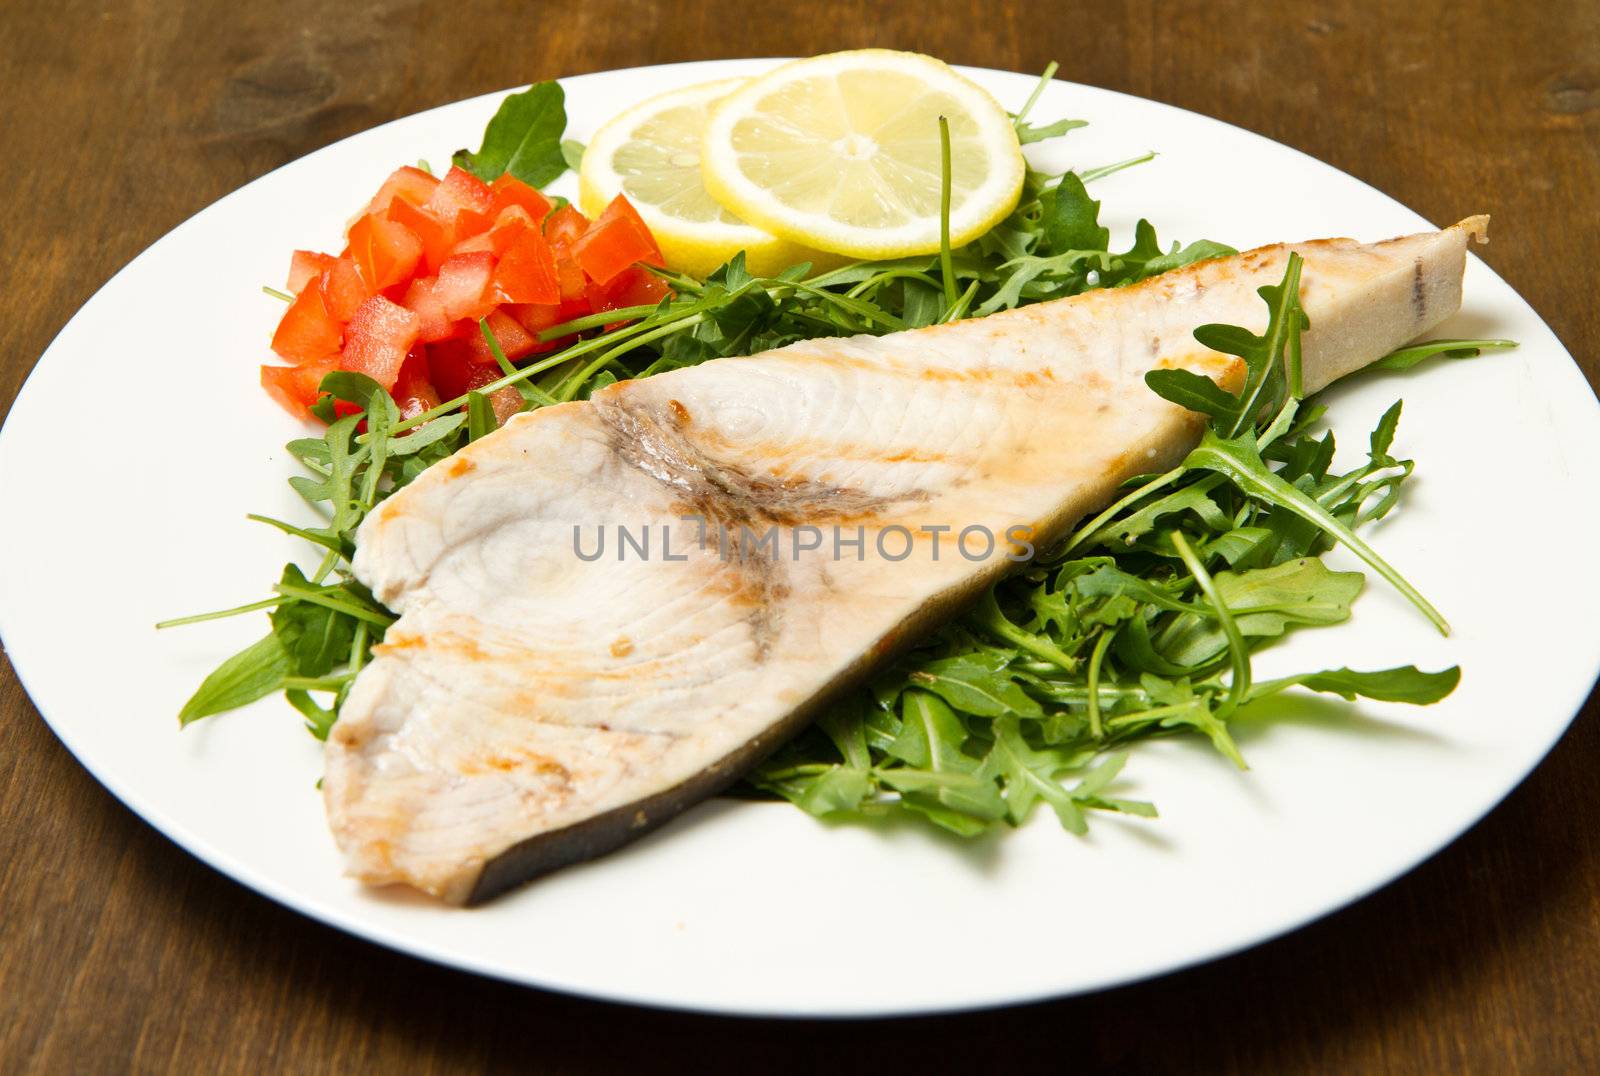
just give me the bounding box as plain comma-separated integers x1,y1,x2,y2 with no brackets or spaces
2,60,1597,1018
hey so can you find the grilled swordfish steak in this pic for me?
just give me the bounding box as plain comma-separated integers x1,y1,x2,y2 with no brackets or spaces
326,217,1487,903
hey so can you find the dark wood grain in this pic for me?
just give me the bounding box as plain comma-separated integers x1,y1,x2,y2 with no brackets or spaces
3,1,1598,1071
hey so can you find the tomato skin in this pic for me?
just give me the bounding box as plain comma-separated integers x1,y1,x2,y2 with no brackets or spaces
271,284,343,362
490,174,553,221
364,165,440,216
287,250,336,294
319,256,372,323
386,196,451,274
571,195,664,284
261,357,340,417
435,251,497,322
340,295,421,388
348,213,423,292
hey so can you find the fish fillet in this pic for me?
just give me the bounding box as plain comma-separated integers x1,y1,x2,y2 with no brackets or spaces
326,217,1487,903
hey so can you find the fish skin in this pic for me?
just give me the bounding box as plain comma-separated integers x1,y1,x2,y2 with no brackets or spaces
324,217,1488,904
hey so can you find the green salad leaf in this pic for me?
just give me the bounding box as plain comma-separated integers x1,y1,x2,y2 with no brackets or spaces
452,81,570,187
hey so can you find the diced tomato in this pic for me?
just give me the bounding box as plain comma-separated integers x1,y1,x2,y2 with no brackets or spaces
571,195,664,285
449,231,496,257
488,205,536,255
586,264,671,314
426,166,496,222
543,204,590,252
390,349,441,420
555,255,587,302
492,227,560,305
261,357,340,418
287,250,335,294
270,285,342,362
463,308,543,364
503,302,564,335
490,174,553,221
435,251,496,322
450,208,493,245
340,295,420,388
428,337,535,423
386,197,451,274
348,212,423,292
364,165,440,216
427,338,496,397
319,256,372,322
400,275,455,342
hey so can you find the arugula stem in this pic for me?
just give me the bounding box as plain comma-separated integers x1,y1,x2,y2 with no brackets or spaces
1060,466,1187,555
272,582,394,627
1085,631,1114,739
156,596,280,629
1076,152,1157,184
972,590,1078,672
1170,530,1250,719
1013,61,1059,125
1188,436,1451,634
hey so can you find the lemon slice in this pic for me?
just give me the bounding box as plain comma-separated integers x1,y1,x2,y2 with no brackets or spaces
579,78,835,279
700,50,1026,260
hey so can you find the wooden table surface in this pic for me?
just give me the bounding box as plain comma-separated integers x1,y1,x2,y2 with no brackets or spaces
3,1,1598,1071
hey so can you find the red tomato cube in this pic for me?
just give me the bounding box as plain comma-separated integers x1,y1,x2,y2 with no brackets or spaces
340,295,421,388
348,213,424,292
319,256,372,323
386,197,451,275
426,166,496,223
435,251,497,322
571,195,664,285
465,308,541,364
503,302,564,335
261,357,340,418
271,285,342,362
543,204,590,252
390,349,441,420
492,228,560,305
490,174,553,221
364,165,440,216
287,250,336,294
587,264,671,314
400,276,455,343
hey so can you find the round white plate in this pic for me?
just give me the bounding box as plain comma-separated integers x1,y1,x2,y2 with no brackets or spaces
3,60,1597,1018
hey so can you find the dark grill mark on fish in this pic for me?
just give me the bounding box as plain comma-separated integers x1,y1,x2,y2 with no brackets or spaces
593,396,924,656
594,396,923,526
1412,257,1426,320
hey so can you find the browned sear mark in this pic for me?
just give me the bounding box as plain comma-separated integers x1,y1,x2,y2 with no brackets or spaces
609,636,634,658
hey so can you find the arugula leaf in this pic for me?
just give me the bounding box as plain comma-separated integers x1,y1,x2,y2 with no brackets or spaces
452,81,570,187
1367,337,1517,372
177,633,289,726
1016,117,1088,145
1250,665,1461,704
1040,172,1110,253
